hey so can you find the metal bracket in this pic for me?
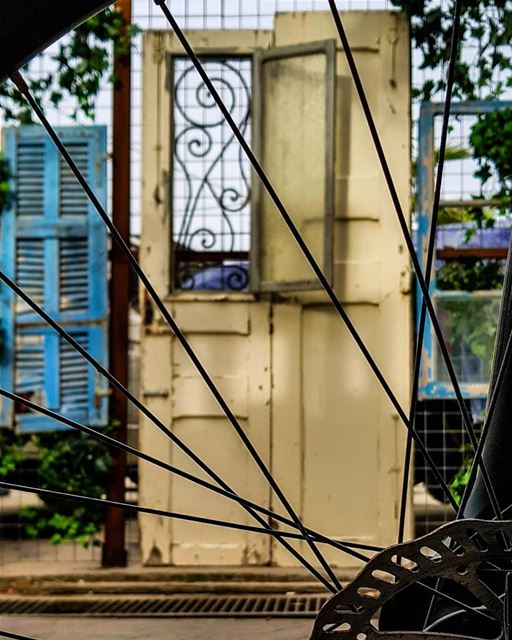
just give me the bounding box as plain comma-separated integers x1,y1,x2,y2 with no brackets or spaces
311,518,512,640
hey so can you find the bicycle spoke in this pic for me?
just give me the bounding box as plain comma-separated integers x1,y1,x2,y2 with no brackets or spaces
0,273,346,583
396,0,500,541
458,308,512,516
147,2,457,513
327,0,500,521
415,581,495,623
0,479,360,556
0,385,375,560
0,632,39,640
10,67,343,592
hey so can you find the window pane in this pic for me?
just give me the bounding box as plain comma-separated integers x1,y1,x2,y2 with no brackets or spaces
257,46,333,289
172,57,251,291
434,295,501,385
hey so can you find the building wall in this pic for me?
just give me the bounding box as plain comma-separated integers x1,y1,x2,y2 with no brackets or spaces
139,11,412,572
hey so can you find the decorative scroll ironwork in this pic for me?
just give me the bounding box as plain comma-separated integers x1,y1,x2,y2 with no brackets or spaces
172,58,251,291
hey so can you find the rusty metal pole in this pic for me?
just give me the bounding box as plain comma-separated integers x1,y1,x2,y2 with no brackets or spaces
102,0,131,567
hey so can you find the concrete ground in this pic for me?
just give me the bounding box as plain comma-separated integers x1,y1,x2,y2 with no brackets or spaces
1,617,312,639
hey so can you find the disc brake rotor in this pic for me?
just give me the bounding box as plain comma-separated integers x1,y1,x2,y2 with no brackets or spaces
311,519,512,640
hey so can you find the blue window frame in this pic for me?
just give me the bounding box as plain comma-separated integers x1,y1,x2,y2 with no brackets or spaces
417,101,512,399
0,125,109,431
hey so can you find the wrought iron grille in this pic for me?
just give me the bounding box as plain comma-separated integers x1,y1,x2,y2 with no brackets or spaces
171,57,251,291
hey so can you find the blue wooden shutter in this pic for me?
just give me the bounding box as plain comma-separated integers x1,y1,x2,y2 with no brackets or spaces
0,125,108,431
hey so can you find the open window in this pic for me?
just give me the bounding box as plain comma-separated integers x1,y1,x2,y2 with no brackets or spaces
417,101,512,399
252,40,336,291
168,40,336,293
169,55,252,292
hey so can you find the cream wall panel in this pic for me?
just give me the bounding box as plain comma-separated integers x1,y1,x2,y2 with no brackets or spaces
332,262,381,303
138,334,173,565
162,29,273,55
170,301,250,335
172,376,249,419
173,334,252,377
334,220,378,263
270,303,303,567
273,11,383,50
333,219,381,303
335,175,383,221
300,306,396,547
170,416,269,565
169,301,272,564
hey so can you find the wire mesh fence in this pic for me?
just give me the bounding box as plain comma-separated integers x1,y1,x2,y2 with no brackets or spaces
0,0,508,566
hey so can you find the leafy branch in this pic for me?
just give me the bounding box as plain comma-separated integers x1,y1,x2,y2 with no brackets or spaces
470,107,512,213
391,0,512,102
0,7,138,123
394,2,512,228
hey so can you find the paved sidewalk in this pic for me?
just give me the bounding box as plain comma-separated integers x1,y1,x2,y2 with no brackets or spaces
0,535,353,595
1,617,312,639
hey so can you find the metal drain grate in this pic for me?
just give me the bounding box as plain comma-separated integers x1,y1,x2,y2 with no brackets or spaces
0,594,329,617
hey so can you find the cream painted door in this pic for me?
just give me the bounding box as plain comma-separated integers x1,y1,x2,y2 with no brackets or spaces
266,11,412,572
139,12,411,569
139,298,273,566
139,27,276,566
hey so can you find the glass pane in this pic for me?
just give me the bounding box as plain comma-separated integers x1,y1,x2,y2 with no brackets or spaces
434,295,501,385
172,57,251,291
258,48,330,288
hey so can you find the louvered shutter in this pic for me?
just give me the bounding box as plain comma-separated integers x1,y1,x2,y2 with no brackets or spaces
0,125,108,431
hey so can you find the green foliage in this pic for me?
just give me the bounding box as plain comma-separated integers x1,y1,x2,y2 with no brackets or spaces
437,259,502,374
438,296,499,368
0,427,113,547
21,506,103,547
390,1,512,102
19,428,113,547
470,108,512,213
450,445,473,506
0,152,12,214
0,429,26,478
0,7,138,123
437,259,504,291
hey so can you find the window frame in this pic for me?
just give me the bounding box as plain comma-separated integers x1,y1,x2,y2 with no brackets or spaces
417,100,512,399
251,39,337,292
167,51,253,295
166,39,336,295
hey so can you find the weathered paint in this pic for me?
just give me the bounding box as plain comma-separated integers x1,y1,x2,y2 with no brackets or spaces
416,101,512,400
139,12,412,571
0,125,109,431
